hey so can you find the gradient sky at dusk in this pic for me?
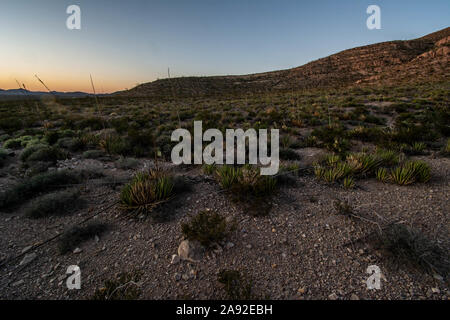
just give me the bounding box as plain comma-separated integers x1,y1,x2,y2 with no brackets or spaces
0,0,449,93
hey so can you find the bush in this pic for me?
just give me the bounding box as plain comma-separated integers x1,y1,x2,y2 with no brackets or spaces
378,224,449,277
120,169,175,214
91,272,141,300
0,170,80,210
82,149,106,159
25,189,81,218
182,211,235,248
25,146,66,163
58,223,108,254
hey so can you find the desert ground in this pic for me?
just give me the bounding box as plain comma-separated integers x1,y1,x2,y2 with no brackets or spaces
0,81,449,300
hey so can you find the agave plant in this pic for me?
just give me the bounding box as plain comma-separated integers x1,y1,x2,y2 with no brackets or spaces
376,167,389,183
389,166,416,186
120,169,174,213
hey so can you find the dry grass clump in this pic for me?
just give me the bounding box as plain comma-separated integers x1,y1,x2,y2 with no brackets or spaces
377,223,449,278
120,169,175,215
91,272,142,300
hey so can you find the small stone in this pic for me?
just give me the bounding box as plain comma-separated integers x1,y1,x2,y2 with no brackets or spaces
171,254,180,264
178,240,204,262
12,280,24,287
328,293,338,300
174,273,181,281
431,287,440,294
73,248,82,254
225,242,234,249
350,294,359,300
298,287,306,294
19,253,37,266
21,246,32,254
94,235,100,243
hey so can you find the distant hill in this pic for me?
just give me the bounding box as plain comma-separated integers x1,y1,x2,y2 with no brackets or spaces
117,27,449,97
0,88,100,99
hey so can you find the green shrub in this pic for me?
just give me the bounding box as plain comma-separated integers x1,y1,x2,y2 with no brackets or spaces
202,164,216,175
182,211,235,248
0,170,80,210
343,176,355,189
215,166,240,189
25,189,81,218
376,167,389,183
82,149,106,159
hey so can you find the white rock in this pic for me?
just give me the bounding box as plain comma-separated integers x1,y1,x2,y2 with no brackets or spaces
171,254,180,264
19,253,37,266
177,240,204,262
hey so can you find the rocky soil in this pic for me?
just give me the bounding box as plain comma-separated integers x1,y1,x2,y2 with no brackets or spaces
0,152,448,300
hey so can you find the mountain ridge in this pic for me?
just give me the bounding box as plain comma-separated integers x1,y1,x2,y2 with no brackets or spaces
118,27,449,97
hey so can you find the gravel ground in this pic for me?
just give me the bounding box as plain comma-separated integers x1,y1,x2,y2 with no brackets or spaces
0,154,448,300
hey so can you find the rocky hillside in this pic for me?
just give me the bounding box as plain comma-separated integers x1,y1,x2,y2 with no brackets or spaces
118,27,449,97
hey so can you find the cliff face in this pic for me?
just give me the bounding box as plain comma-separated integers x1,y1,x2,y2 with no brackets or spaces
118,27,449,97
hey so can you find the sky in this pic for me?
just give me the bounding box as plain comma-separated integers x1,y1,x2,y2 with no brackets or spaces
0,0,449,93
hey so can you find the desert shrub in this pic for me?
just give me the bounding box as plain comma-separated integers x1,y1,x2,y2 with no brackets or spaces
56,137,86,152
215,166,240,189
25,189,81,219
58,223,108,254
82,149,106,159
404,142,427,155
25,146,66,163
25,161,52,177
214,165,276,216
0,117,23,133
441,139,450,156
120,169,175,214
115,157,140,170
202,164,216,175
218,270,253,300
99,134,130,156
345,153,383,176
3,138,23,149
375,149,402,167
181,211,235,248
91,272,141,300
0,170,80,210
343,176,355,189
378,224,449,277
376,167,389,183
310,125,351,153
314,162,353,184
20,143,48,162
